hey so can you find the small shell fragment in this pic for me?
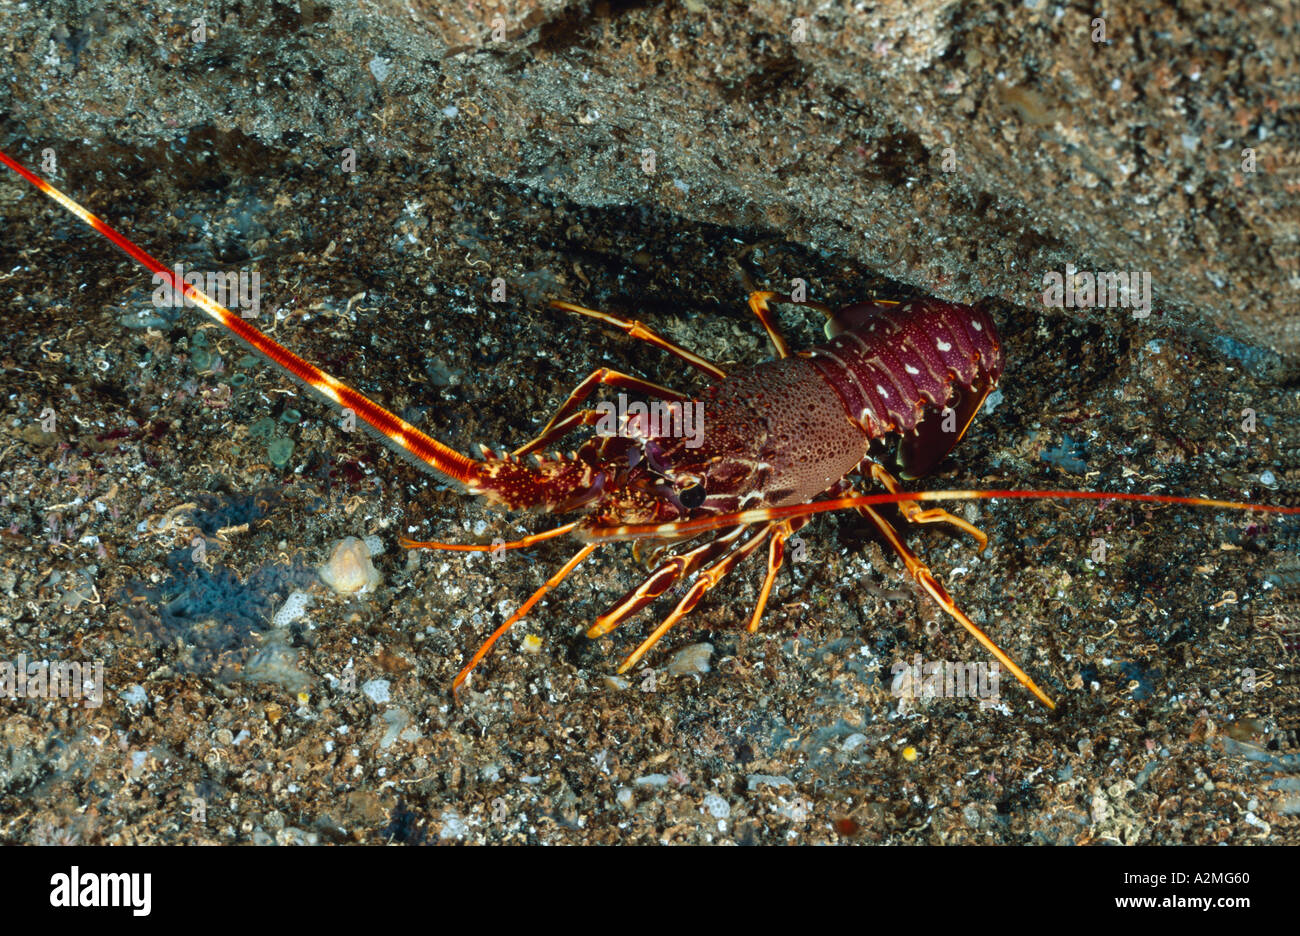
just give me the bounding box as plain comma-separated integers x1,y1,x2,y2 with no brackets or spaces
665,641,713,676
318,536,382,595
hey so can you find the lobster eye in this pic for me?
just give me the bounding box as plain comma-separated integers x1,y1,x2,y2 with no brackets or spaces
678,483,706,509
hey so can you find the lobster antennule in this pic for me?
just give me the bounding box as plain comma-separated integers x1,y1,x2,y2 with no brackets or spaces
0,147,485,491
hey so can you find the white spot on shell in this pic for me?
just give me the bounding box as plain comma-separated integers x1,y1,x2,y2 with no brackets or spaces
876,384,889,398
971,320,983,331
936,340,952,352
905,364,920,375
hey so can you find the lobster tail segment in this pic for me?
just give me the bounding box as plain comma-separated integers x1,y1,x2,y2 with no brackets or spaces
0,147,488,491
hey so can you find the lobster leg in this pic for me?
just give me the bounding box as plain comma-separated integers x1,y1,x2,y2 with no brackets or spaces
617,525,775,672
512,367,686,456
730,246,834,324
549,300,727,380
747,517,809,633
745,290,836,356
510,410,607,457
866,461,989,552
746,291,793,358
452,542,599,692
846,483,1056,709
588,527,748,638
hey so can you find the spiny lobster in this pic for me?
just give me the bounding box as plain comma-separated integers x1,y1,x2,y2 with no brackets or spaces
3,147,1296,710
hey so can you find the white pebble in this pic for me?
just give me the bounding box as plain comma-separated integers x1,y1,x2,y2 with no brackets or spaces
666,642,713,676
273,590,313,628
119,685,148,706
841,733,868,752
319,536,381,594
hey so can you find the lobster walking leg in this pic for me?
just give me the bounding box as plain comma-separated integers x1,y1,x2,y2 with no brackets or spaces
747,291,792,358
588,527,748,638
747,517,809,633
617,525,775,672
549,300,727,380
742,289,832,355
453,542,599,692
846,483,1055,709
511,367,684,456
511,410,608,457
867,461,989,552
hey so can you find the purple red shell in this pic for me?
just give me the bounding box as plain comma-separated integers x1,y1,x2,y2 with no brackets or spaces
809,298,1003,439
636,297,1004,515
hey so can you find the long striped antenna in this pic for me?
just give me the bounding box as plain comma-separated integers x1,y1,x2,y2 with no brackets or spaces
584,488,1300,541
0,147,485,491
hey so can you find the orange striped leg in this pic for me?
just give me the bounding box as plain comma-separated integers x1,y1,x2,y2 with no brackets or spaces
510,409,604,458
587,527,747,638
847,485,1055,709
617,525,775,672
867,461,988,552
746,290,835,357
747,291,792,358
747,516,810,633
452,542,598,693
549,300,727,381
512,368,685,456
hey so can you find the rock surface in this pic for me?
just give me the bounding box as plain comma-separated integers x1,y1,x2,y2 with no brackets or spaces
3,0,1297,362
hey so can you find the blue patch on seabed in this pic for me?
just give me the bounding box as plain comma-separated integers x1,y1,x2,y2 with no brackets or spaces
1041,433,1088,474
124,545,318,683
1210,334,1285,377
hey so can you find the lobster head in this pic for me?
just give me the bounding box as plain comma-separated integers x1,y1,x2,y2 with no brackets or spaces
469,398,721,532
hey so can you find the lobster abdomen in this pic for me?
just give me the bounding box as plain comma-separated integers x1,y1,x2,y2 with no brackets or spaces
807,299,1003,478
